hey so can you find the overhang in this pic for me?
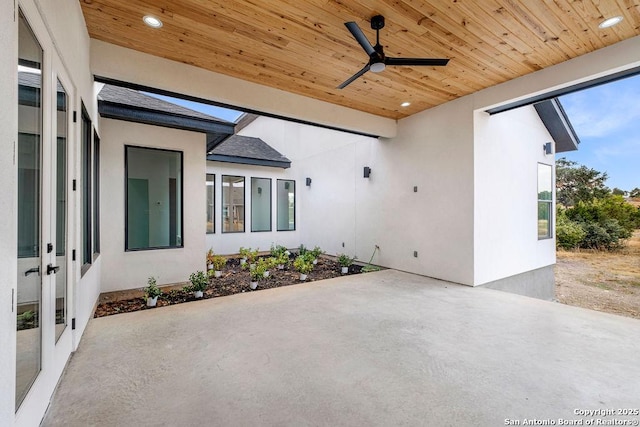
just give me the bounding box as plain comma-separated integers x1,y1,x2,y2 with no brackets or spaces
97,84,235,138
534,98,580,153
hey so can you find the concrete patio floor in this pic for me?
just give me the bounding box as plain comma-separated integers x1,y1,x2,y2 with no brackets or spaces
43,270,640,426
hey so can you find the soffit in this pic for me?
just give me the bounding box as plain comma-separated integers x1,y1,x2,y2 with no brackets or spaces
80,0,640,120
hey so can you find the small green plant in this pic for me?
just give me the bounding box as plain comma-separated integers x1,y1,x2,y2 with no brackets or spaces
144,276,162,299
186,271,208,293
337,254,355,267
239,246,251,260
270,244,288,257
211,255,227,271
298,244,308,256
278,253,290,266
310,246,324,260
247,248,259,264
265,256,279,269
294,255,314,275
206,248,215,265
361,245,382,273
250,259,269,282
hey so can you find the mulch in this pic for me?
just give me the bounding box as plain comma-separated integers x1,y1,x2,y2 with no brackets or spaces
94,257,363,318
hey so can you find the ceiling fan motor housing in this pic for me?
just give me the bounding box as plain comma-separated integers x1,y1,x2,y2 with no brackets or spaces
371,15,385,30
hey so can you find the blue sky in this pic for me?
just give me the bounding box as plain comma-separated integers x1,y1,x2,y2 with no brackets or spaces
144,92,244,123
559,75,640,192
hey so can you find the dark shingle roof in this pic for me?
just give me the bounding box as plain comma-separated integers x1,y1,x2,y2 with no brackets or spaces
208,134,291,168
97,84,235,138
98,85,228,123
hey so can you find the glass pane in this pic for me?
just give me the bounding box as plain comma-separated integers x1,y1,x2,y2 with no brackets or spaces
251,178,271,232
17,10,42,410
277,180,295,231
538,163,552,201
538,202,551,239
222,175,245,232
206,174,214,233
55,78,68,342
81,108,91,264
126,146,183,249
93,133,100,253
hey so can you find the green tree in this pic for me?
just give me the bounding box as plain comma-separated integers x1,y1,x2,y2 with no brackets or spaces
630,188,640,198
611,187,627,196
556,158,609,207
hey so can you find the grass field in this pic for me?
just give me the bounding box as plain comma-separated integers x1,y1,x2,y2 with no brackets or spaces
555,229,640,319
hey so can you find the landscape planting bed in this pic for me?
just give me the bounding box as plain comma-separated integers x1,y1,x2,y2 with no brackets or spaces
94,257,366,318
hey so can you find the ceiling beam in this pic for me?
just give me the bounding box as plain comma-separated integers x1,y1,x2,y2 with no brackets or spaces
474,35,640,112
90,39,397,138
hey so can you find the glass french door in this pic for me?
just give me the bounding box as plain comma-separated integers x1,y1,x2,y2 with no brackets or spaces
16,9,73,413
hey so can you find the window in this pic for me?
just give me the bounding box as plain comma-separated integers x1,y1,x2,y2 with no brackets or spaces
81,105,92,266
251,177,272,232
277,179,295,231
206,174,215,233
538,163,553,239
222,175,245,233
125,146,183,250
93,131,100,255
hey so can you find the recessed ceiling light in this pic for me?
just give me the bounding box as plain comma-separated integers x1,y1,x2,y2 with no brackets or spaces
598,16,623,29
401,102,411,107
143,15,163,28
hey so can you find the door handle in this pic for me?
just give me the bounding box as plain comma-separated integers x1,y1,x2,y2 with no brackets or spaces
47,264,60,275
24,267,40,277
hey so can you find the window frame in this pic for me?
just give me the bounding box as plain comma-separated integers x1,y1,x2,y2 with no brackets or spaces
206,173,215,234
80,103,92,272
277,179,296,232
251,177,272,232
92,130,100,257
124,145,185,251
537,162,553,240
221,175,246,234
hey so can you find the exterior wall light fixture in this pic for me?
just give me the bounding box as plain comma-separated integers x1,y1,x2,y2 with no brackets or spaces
364,167,371,178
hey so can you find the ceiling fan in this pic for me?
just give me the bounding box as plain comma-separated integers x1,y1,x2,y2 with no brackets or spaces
338,15,449,89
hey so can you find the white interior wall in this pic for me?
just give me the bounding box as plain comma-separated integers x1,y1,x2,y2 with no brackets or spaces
100,119,206,291
0,1,18,424
473,106,556,285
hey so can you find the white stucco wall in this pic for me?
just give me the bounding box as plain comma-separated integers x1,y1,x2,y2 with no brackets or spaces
237,104,476,286
473,106,556,286
360,96,476,285
99,119,206,291
205,162,302,255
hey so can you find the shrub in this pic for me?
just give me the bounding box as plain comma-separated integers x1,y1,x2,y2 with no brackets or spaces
556,212,585,250
293,255,313,275
144,276,162,299
187,271,208,292
211,255,227,271
337,254,355,267
579,219,628,250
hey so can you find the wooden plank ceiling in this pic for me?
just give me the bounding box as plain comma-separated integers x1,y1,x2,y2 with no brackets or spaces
80,0,640,119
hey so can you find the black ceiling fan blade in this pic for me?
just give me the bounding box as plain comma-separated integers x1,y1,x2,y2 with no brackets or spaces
385,57,450,66
337,64,370,89
345,22,375,56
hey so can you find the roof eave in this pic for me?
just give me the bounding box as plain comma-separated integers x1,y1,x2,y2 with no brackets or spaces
206,154,291,169
534,98,581,153
98,101,236,136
